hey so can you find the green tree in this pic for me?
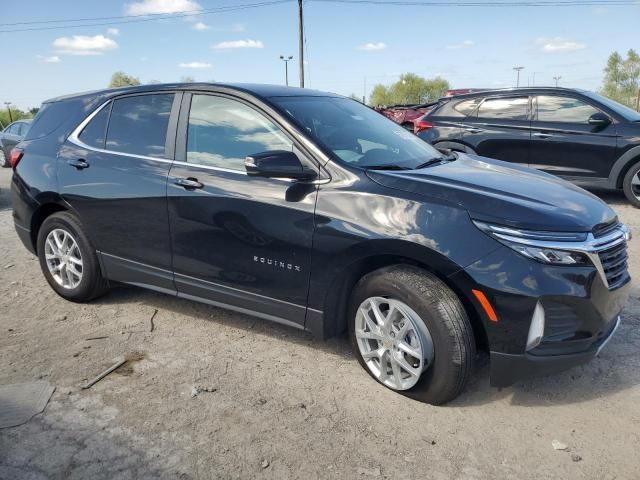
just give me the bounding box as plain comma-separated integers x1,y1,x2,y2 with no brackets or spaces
601,50,640,110
369,73,449,106
109,71,141,88
0,107,32,128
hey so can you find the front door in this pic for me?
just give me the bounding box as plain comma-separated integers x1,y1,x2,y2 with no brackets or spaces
167,93,318,327
529,95,618,179
59,92,179,291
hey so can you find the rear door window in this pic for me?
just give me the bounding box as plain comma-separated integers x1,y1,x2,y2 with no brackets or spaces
536,95,600,123
79,103,111,149
106,94,174,158
434,98,481,117
477,97,529,121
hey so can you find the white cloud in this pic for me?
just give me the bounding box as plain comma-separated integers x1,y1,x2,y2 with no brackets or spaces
53,35,118,56
179,61,212,68
107,28,120,36
356,42,386,51
193,21,209,31
36,55,61,63
212,39,264,49
447,40,474,49
536,37,586,53
125,0,201,15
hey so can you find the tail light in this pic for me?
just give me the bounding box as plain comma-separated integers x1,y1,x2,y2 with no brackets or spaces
9,147,24,169
414,120,433,134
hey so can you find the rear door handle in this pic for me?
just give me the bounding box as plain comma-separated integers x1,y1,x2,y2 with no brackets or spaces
68,158,89,169
464,127,484,133
533,132,554,139
174,177,204,190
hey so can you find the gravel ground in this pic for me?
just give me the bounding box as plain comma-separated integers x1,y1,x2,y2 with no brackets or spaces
0,168,639,479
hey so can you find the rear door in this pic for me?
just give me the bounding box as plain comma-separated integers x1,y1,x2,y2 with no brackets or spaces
529,94,618,179
167,92,319,327
60,92,180,291
460,95,531,166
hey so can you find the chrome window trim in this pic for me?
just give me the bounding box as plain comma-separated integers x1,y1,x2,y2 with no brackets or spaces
68,99,331,184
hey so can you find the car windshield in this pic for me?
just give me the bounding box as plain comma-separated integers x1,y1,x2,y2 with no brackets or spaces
581,91,640,122
272,96,444,169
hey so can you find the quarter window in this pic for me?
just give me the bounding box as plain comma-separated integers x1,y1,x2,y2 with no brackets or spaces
435,98,481,117
79,103,110,149
477,97,529,120
187,95,292,170
536,96,600,123
106,94,174,158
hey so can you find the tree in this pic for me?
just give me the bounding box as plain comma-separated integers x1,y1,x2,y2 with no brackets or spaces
601,50,640,110
109,71,141,88
0,107,33,128
369,73,449,106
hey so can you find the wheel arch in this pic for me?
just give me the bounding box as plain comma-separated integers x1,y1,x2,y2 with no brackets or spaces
29,201,69,253
610,146,640,189
316,247,489,352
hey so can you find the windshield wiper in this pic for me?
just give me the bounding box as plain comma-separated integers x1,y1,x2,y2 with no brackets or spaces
414,153,457,170
365,164,411,171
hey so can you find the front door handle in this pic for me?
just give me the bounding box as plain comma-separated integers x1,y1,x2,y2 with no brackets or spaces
533,132,554,139
464,127,484,133
68,158,89,169
174,177,204,190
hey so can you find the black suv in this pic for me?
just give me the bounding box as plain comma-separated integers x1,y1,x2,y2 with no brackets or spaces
416,87,640,207
11,84,631,404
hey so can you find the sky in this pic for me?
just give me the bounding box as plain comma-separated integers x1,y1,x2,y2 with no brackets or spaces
1,0,639,109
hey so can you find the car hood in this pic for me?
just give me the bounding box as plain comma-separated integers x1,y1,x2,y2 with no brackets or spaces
366,153,617,232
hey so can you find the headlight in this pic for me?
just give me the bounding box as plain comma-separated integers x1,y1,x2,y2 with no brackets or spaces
473,221,591,266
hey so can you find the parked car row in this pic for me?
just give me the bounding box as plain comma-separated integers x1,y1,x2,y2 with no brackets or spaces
10,82,631,404
415,87,640,207
375,102,438,130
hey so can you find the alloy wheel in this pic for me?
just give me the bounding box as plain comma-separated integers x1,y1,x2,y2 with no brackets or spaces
44,228,83,289
632,170,640,201
355,296,434,390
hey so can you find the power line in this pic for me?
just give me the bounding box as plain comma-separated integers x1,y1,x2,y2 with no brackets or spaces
312,0,640,6
0,1,293,33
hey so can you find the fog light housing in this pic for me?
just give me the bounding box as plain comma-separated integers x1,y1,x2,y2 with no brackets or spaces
526,302,545,351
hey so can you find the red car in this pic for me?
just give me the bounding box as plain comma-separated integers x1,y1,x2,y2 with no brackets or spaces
376,102,438,130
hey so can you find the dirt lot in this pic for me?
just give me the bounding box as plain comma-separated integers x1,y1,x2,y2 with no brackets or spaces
0,167,639,480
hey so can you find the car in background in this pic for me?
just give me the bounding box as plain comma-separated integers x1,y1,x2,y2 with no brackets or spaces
415,87,640,207
376,102,438,131
1,120,31,167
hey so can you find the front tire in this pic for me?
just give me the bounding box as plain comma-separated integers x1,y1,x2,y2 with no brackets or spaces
348,265,475,405
37,211,108,302
622,161,640,208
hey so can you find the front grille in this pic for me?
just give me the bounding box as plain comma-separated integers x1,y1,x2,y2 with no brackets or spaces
597,240,629,289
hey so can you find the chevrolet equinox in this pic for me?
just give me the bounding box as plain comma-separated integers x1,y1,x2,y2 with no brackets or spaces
11,83,632,404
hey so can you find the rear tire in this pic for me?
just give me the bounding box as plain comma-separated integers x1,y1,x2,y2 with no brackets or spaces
348,265,475,405
622,161,640,208
37,211,109,302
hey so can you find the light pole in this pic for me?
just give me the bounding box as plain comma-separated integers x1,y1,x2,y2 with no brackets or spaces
4,102,13,123
553,75,562,87
513,66,524,88
298,0,304,88
280,55,293,86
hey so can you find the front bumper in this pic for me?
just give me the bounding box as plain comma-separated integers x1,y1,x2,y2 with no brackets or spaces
490,315,621,387
448,244,630,388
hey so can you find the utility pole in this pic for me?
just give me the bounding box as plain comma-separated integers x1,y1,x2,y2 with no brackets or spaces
513,66,524,88
531,71,542,86
298,0,304,88
279,55,293,86
4,102,13,123
553,75,562,87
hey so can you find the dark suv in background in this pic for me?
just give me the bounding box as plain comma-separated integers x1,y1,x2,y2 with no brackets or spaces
416,87,640,207
11,83,631,404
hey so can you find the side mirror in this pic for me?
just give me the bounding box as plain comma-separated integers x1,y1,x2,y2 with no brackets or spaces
588,112,611,128
245,150,317,181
